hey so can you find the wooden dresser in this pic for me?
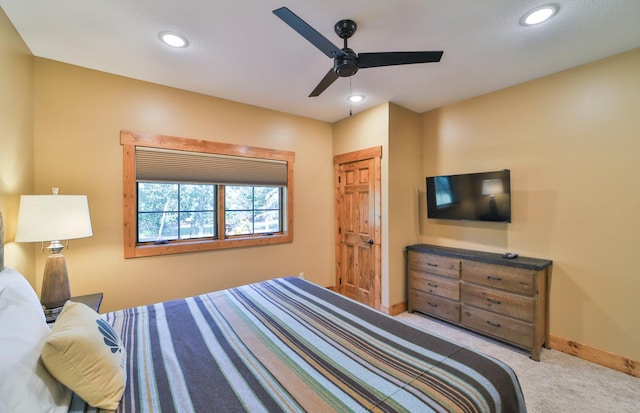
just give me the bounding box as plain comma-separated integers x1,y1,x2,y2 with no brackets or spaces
406,244,552,361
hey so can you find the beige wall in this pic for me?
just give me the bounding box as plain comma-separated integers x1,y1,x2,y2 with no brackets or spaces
420,48,640,360
32,59,335,312
0,8,34,281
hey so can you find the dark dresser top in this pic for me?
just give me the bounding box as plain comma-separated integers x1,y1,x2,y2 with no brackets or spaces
406,244,552,271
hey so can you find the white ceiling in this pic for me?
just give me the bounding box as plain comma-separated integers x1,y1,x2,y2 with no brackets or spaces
2,0,640,123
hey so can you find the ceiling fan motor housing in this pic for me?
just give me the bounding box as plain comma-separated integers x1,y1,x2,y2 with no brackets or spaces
334,48,359,77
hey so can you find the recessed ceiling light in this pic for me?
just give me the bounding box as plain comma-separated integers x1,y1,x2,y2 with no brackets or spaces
348,95,365,103
159,31,189,48
520,4,559,26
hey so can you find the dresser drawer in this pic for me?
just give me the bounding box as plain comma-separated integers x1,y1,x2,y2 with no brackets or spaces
409,270,460,301
408,251,460,279
461,261,535,295
461,282,534,322
461,305,533,349
410,289,460,323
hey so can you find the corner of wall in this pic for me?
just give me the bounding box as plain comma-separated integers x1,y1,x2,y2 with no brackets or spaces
0,6,36,285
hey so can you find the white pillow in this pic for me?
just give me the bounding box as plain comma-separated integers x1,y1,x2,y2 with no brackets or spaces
0,266,71,413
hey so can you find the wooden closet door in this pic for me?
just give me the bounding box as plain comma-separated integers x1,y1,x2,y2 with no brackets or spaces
334,147,381,309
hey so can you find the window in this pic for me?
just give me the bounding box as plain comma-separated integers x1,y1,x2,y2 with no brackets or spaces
121,131,294,258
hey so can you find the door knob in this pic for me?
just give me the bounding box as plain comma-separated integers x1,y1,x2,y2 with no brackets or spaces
367,239,374,245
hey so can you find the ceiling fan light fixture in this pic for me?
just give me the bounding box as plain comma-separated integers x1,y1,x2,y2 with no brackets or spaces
159,31,189,48
348,94,365,103
521,4,559,26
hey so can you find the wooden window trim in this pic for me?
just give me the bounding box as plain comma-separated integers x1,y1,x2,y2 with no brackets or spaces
121,130,294,258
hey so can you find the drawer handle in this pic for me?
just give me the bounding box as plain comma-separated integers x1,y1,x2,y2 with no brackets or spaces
487,275,502,281
486,320,501,328
427,282,438,288
427,263,439,267
487,298,502,305
427,302,438,307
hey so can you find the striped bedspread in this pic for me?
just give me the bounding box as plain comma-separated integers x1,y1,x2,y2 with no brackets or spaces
70,277,526,412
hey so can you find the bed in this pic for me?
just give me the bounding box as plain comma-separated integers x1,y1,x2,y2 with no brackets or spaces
0,213,527,412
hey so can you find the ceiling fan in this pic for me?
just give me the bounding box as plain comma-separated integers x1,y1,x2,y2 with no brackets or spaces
273,7,444,97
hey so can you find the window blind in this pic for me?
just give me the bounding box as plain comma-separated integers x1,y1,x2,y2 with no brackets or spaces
136,147,288,186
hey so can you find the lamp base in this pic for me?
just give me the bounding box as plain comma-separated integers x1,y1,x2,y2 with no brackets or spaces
41,253,71,309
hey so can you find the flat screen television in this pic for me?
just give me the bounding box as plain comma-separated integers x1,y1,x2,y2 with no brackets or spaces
426,169,511,223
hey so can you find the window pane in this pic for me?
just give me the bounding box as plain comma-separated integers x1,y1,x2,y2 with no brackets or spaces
179,211,215,239
138,212,162,242
138,212,179,242
138,182,178,212
225,186,253,210
179,184,214,210
254,210,281,233
225,211,253,235
254,186,280,210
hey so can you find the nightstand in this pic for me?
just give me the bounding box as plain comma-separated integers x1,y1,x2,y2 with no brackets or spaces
45,292,104,324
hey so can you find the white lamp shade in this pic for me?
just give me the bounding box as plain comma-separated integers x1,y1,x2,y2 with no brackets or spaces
15,195,93,242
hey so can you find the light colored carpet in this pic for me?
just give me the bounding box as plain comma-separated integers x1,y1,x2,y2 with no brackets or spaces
396,312,640,413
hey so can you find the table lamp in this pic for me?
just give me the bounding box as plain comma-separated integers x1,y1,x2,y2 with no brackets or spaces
15,188,93,310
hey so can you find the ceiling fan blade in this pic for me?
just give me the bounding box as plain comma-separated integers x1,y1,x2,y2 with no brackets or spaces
309,69,339,97
357,51,443,68
273,7,345,59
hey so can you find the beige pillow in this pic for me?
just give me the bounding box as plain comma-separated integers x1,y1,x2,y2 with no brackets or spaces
41,301,126,410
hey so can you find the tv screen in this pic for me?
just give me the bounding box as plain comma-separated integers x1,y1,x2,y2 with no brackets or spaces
426,169,511,223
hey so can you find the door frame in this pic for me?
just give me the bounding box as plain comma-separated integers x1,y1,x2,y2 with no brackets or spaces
333,146,382,309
